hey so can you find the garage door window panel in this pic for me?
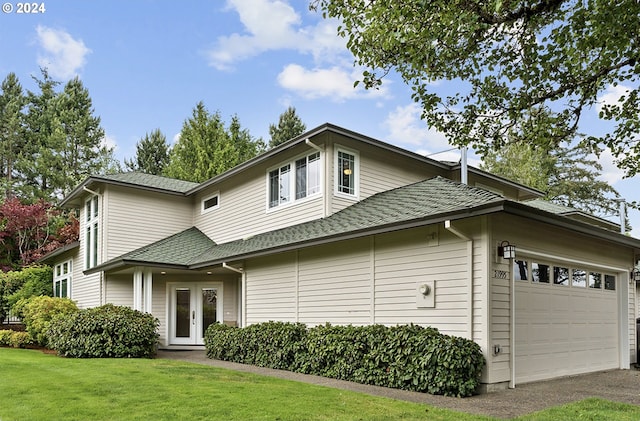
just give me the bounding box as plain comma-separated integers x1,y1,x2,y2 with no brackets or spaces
589,272,602,289
604,274,616,291
554,266,569,286
532,262,550,283
514,260,528,281
572,269,587,288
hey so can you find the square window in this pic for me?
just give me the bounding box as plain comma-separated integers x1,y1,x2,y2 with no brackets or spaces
554,266,569,286
572,269,586,287
532,262,550,283
589,272,602,289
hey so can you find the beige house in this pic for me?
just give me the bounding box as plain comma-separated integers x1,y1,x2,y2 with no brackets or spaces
43,123,640,389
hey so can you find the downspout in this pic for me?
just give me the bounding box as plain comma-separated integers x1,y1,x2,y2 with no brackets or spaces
222,262,245,327
444,220,473,340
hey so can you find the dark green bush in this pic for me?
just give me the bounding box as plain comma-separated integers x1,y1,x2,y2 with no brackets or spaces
205,321,307,369
47,304,159,358
0,266,52,322
19,296,78,347
205,322,485,397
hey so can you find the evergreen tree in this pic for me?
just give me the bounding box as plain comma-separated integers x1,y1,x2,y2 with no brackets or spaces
19,71,111,199
165,102,263,182
482,141,621,219
124,129,170,175
268,106,306,148
0,73,26,199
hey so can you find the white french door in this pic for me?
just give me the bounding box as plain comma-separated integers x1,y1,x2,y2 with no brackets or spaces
169,283,222,345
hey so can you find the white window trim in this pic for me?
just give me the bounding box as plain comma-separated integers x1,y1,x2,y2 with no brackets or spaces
201,191,220,214
85,196,99,270
54,260,72,298
334,145,359,200
266,151,323,212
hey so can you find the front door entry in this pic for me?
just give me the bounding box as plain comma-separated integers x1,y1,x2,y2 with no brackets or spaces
170,283,222,345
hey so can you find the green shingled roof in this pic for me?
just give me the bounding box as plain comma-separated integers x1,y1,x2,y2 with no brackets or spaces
97,172,199,193
91,176,503,272
189,176,504,266
106,227,216,267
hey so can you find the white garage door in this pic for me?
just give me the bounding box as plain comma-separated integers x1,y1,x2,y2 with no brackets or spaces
514,260,619,384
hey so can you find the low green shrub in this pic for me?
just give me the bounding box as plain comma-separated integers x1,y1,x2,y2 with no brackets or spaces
205,322,485,397
205,321,307,369
8,331,32,348
19,296,78,347
47,304,159,358
0,329,13,346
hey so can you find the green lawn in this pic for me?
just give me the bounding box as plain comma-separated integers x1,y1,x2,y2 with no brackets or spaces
0,348,638,421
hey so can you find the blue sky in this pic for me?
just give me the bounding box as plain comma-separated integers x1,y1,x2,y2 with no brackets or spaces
1,0,638,238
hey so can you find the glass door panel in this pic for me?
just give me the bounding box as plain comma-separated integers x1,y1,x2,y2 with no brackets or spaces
201,288,217,337
175,289,191,338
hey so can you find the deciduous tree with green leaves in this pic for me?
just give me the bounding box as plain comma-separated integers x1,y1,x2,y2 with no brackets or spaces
165,102,265,182
268,106,306,148
312,0,640,175
124,129,171,175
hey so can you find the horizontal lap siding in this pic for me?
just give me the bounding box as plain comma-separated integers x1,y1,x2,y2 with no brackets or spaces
298,238,372,326
104,187,193,259
374,229,469,336
72,272,101,309
105,274,132,307
195,151,325,244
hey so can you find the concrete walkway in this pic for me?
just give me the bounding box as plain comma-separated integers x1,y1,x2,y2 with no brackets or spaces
157,350,640,419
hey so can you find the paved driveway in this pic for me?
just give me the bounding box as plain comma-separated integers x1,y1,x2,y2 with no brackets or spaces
157,350,640,419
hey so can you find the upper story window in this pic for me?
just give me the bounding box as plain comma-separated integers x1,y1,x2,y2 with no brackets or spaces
268,152,321,209
201,192,220,214
336,148,358,198
85,195,99,269
54,260,72,298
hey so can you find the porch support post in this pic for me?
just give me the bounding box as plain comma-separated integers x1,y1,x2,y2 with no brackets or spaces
133,268,143,311
143,269,153,313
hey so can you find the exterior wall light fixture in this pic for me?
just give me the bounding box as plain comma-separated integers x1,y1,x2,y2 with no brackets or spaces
498,241,516,259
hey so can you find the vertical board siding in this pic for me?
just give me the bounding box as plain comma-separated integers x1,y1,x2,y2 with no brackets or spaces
298,238,372,326
245,253,297,324
374,229,469,336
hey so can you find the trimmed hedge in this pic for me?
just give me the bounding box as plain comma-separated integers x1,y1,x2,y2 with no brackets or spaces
205,321,307,370
47,304,159,358
0,266,52,322
205,322,485,397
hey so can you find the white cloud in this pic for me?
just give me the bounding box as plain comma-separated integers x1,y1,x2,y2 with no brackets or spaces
277,64,388,101
592,147,625,185
206,0,345,70
101,133,118,151
35,26,91,79
597,84,631,115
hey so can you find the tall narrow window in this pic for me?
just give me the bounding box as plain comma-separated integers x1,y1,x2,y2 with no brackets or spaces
54,260,72,298
85,196,99,269
295,152,321,200
269,164,291,208
337,150,355,195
